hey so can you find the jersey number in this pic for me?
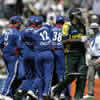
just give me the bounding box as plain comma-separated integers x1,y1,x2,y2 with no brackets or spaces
40,31,50,40
53,32,62,42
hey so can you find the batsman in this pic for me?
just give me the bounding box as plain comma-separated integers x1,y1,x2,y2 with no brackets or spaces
53,8,88,100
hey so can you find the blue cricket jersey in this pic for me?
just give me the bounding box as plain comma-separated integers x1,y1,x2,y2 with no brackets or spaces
21,27,35,50
33,26,52,51
0,28,22,55
51,25,64,49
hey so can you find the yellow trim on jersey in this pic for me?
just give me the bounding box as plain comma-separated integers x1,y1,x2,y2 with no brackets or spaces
62,21,71,54
62,22,71,35
71,33,84,39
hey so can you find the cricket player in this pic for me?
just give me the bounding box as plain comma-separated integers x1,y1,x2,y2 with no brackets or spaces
16,16,43,100
51,16,71,100
0,16,23,99
33,16,54,100
53,8,88,100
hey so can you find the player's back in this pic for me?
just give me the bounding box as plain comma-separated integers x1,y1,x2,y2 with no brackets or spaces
51,25,64,49
21,27,35,50
1,28,21,55
34,26,52,51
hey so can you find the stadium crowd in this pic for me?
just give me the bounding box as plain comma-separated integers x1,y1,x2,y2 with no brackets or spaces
0,0,100,100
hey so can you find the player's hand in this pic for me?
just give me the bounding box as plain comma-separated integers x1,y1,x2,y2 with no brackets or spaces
67,39,72,42
81,36,88,42
95,58,100,64
84,40,89,48
51,48,55,52
62,39,72,44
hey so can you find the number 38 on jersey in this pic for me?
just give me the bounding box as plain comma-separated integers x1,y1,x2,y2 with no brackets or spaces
52,32,62,42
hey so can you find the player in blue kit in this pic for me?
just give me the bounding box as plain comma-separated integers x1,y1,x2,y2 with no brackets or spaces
32,16,54,100
51,16,65,83
0,16,23,100
50,16,70,100
16,16,43,100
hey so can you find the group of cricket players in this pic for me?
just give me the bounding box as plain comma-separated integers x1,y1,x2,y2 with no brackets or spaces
0,8,96,100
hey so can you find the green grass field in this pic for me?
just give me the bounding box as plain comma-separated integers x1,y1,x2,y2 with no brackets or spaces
84,99,100,100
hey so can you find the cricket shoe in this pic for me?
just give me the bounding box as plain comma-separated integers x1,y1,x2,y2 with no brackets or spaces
53,95,59,100
60,93,66,100
43,93,50,100
83,94,94,99
14,89,27,100
51,85,59,97
27,90,38,100
0,94,13,100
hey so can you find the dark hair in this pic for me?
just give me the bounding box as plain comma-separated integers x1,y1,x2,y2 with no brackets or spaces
56,20,64,25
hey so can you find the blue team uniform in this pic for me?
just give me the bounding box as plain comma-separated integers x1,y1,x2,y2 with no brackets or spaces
43,23,51,29
19,27,43,99
33,26,54,95
51,25,65,82
0,28,22,97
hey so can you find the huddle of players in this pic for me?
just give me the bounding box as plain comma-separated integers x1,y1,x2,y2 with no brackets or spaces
0,15,70,100
0,8,88,100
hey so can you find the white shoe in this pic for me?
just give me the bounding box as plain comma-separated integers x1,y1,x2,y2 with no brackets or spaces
0,94,4,100
53,95,59,100
51,85,58,97
26,95,30,100
83,94,94,99
27,90,38,100
0,94,13,100
17,89,23,93
60,93,66,99
51,85,60,100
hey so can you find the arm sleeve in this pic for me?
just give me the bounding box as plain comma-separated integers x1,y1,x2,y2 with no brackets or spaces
62,25,84,44
0,34,5,48
62,34,69,40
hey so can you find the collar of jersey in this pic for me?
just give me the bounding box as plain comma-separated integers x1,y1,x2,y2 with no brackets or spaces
56,24,63,27
8,24,19,30
26,24,35,28
35,25,42,29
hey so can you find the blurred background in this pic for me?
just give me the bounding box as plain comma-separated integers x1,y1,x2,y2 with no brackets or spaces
0,0,100,92
0,0,100,30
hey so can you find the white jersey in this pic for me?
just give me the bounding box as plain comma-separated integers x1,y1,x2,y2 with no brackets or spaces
89,33,100,57
93,0,100,15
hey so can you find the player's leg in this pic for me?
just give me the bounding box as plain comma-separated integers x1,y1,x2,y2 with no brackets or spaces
74,55,88,100
18,53,43,100
2,57,19,97
15,55,35,98
42,51,54,100
64,54,71,98
84,59,96,99
53,53,76,96
55,50,65,82
55,50,68,99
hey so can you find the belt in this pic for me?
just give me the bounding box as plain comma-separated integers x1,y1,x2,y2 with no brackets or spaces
91,56,100,59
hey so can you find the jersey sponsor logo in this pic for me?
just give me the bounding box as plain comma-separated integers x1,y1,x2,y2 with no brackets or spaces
24,41,33,46
71,33,84,39
40,41,51,46
52,41,62,46
71,30,78,34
